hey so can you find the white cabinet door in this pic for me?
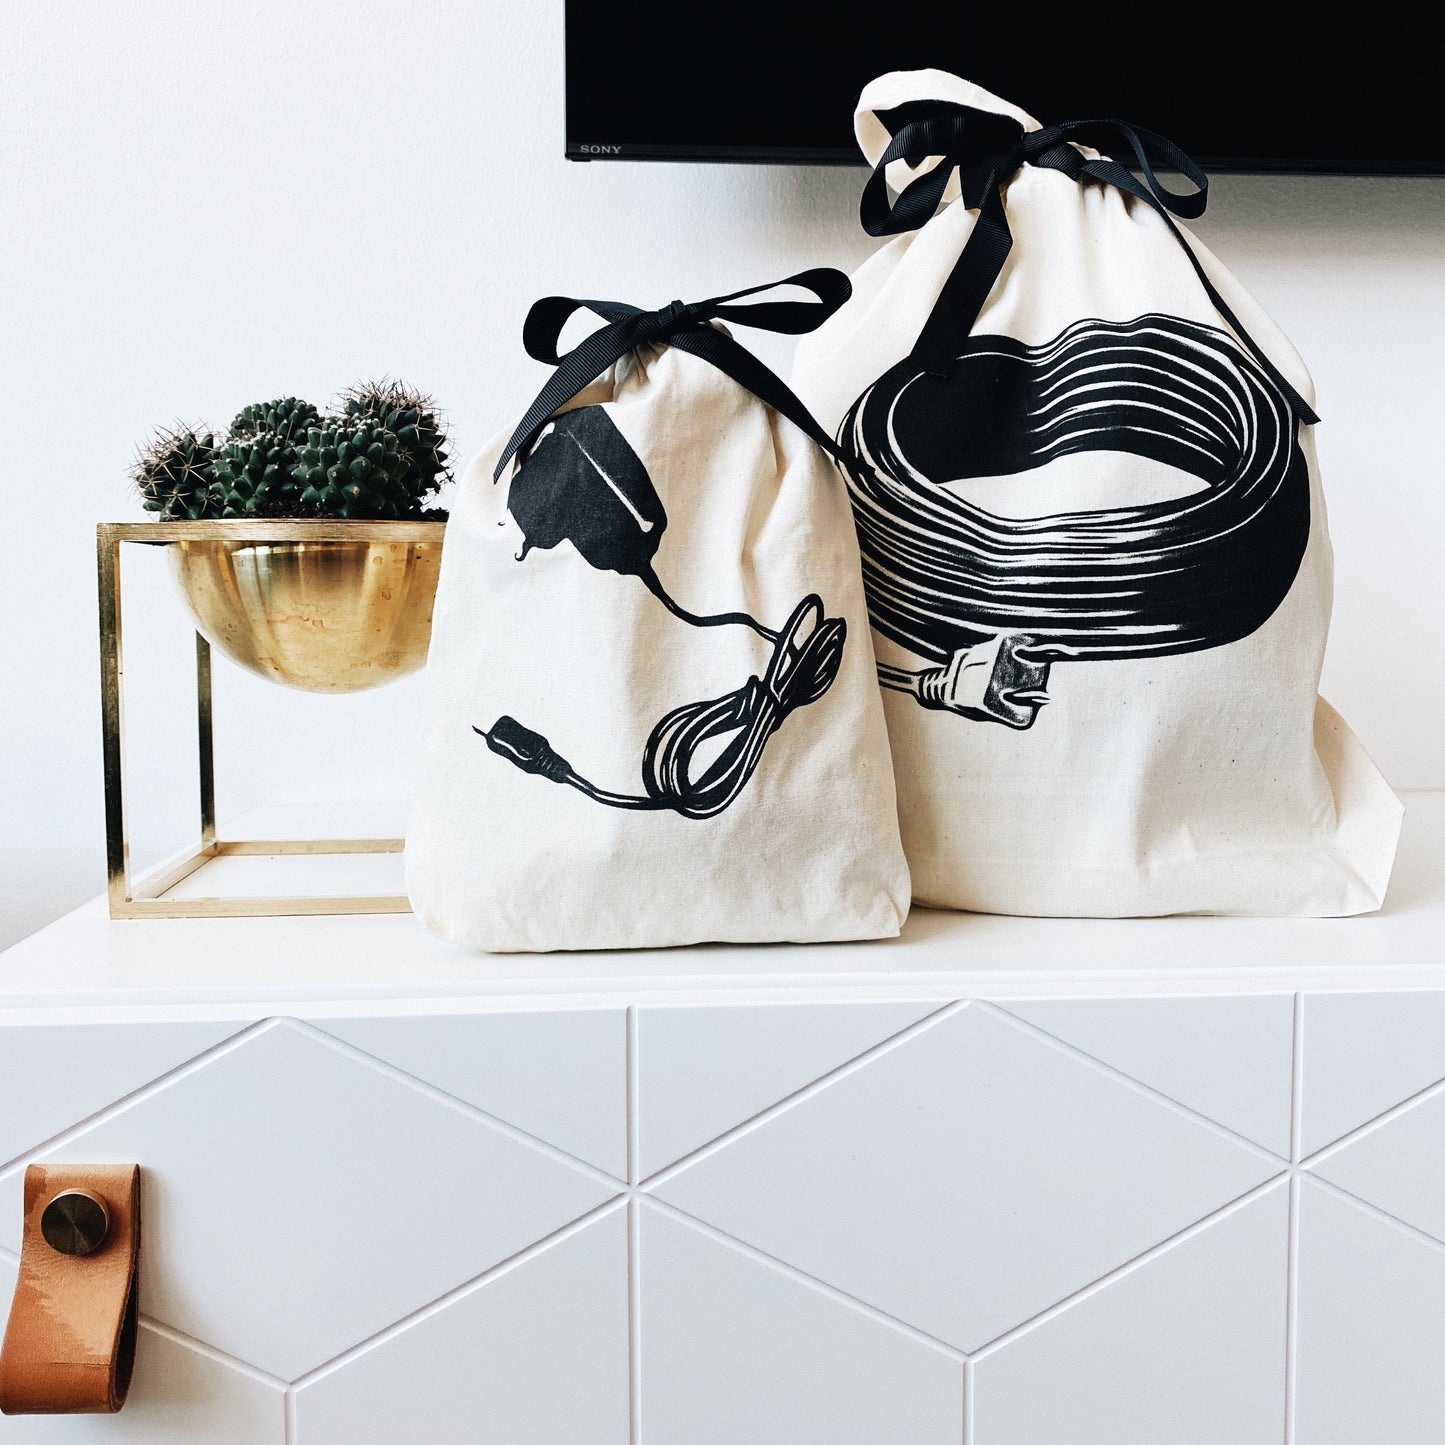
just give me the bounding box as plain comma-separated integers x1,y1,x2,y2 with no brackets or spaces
3,992,1445,1443
0,1010,630,1444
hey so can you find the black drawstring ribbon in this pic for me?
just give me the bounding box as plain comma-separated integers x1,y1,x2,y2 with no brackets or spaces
860,102,1318,424
495,269,853,480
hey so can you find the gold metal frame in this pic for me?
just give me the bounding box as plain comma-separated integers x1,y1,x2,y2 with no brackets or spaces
99,520,444,919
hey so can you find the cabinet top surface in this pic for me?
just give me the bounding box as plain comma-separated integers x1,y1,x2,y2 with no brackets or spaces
3,793,1442,1016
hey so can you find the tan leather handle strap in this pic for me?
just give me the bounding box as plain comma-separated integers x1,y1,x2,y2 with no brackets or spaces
0,1164,141,1415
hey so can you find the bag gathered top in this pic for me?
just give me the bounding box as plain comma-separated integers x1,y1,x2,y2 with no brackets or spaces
407,270,910,951
793,70,1402,918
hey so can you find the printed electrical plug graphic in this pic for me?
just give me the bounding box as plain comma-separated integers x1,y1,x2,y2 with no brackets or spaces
842,314,1310,733
505,406,771,639
883,634,1051,730
479,406,845,817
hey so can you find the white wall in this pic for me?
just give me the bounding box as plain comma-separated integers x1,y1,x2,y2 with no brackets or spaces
3,1,1443,948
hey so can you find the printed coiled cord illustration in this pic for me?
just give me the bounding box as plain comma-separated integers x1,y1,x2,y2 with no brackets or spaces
838,313,1311,729
477,406,846,817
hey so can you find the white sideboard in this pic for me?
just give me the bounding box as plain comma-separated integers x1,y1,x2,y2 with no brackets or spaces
1,793,1443,1444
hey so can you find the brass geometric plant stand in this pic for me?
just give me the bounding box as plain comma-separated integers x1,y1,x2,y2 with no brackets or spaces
98,520,443,919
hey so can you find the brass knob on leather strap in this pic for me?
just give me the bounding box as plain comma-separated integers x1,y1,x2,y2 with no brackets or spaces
1,1164,140,1415
40,1190,110,1258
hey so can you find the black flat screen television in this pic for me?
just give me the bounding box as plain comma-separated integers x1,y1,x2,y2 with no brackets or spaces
566,3,1444,174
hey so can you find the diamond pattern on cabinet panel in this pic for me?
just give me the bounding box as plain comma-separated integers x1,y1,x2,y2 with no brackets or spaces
972,1186,1288,1445
0,1022,242,1168
635,1001,941,1177
0,1257,285,1444
294,1208,628,1445
314,1009,626,1176
638,1205,962,1445
1294,1180,1445,1445
1004,995,1294,1154
0,1023,617,1382
1311,1088,1445,1243
1300,992,1445,1156
652,1004,1278,1351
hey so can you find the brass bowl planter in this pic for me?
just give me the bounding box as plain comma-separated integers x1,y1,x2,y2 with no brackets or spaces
167,523,444,693
97,519,446,918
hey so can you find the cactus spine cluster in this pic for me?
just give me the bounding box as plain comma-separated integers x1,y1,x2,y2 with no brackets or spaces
131,427,218,519
341,381,450,500
293,421,412,519
229,396,321,443
212,433,301,516
131,384,449,521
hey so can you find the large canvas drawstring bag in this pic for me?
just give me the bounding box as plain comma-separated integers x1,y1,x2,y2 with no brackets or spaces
407,271,910,951
792,70,1402,917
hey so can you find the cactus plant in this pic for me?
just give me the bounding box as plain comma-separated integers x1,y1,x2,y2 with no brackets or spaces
132,426,217,519
229,396,321,444
291,420,413,519
340,380,449,505
133,381,450,521
211,433,302,516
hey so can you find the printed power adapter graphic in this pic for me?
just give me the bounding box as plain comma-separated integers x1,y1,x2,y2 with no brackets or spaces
478,406,845,819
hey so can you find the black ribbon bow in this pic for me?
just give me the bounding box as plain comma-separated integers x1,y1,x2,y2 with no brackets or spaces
861,102,1318,424
495,269,852,479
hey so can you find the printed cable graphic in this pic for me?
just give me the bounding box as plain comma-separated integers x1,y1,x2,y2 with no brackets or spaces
477,406,846,817
838,313,1311,729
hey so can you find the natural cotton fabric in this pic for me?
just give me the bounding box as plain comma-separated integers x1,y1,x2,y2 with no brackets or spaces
408,328,910,951
792,69,1401,917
